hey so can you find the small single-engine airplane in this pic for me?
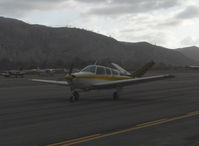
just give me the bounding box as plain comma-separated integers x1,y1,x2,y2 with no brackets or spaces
0,67,66,78
0,70,26,78
31,60,174,102
31,67,64,76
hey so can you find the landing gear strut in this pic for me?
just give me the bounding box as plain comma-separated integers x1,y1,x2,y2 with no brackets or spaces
113,92,119,100
113,88,122,100
70,91,79,102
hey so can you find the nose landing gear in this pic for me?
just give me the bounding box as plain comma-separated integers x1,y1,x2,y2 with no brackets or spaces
113,92,119,100
70,91,79,102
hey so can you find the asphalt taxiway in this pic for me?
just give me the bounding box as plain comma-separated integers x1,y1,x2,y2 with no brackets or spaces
0,70,199,146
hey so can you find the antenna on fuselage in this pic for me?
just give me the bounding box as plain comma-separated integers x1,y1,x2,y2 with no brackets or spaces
94,61,98,65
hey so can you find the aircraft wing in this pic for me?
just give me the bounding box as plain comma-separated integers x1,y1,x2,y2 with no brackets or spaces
92,74,174,90
187,65,199,69
31,79,69,86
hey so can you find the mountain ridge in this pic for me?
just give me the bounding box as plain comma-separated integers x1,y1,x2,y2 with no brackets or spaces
176,46,199,62
0,16,197,70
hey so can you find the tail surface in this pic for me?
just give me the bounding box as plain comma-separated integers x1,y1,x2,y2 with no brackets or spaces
131,60,155,77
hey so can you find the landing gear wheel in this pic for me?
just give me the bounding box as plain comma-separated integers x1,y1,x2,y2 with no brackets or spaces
73,91,79,101
113,92,119,100
69,91,79,102
69,96,75,102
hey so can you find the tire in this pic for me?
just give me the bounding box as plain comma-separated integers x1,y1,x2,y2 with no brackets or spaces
73,91,79,101
70,91,79,102
113,92,119,100
74,95,79,101
69,96,75,102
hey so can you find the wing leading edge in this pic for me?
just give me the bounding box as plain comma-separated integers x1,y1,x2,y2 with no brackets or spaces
31,74,174,89
31,79,69,86
92,74,175,90
187,65,199,69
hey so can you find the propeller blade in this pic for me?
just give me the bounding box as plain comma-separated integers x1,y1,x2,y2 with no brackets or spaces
68,64,74,75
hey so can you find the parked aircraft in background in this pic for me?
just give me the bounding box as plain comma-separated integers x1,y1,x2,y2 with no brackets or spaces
0,70,25,78
0,67,66,78
31,67,65,76
31,60,175,102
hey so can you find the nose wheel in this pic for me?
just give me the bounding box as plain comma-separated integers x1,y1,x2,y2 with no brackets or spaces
113,92,119,100
70,91,79,102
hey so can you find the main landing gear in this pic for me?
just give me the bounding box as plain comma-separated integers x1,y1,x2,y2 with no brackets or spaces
113,88,122,100
69,91,79,102
69,88,122,102
113,92,119,100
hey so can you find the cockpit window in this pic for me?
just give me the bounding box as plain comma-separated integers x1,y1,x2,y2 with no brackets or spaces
81,65,120,76
105,67,112,76
96,66,105,75
81,65,96,73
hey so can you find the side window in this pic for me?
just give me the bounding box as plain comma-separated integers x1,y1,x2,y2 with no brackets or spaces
90,66,96,73
112,69,119,76
105,68,111,76
96,66,105,75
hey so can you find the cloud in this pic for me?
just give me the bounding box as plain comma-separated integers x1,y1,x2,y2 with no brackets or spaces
75,0,106,4
154,4,199,28
0,0,199,48
176,5,199,19
154,5,199,29
181,36,199,46
0,0,68,16
83,0,181,16
157,19,182,27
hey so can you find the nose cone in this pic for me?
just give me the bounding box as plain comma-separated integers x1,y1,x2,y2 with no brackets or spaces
65,74,74,80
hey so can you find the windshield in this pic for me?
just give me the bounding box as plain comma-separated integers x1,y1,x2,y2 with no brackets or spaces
81,65,96,73
81,65,120,76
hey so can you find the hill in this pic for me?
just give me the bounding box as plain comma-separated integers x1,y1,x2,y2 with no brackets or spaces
121,42,197,67
176,46,199,62
0,17,197,69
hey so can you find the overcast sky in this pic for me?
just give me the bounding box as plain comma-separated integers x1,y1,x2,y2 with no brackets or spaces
1,0,199,48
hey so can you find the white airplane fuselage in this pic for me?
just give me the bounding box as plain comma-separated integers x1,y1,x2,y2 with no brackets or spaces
66,72,131,90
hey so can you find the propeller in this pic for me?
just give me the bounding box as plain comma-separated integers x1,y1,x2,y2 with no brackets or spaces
68,63,74,75
65,63,76,80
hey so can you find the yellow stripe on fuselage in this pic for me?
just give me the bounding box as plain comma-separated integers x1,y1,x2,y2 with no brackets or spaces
65,75,133,81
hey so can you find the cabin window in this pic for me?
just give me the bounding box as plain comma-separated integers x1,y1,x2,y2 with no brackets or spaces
105,68,111,76
112,69,119,76
90,66,96,73
96,66,105,75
